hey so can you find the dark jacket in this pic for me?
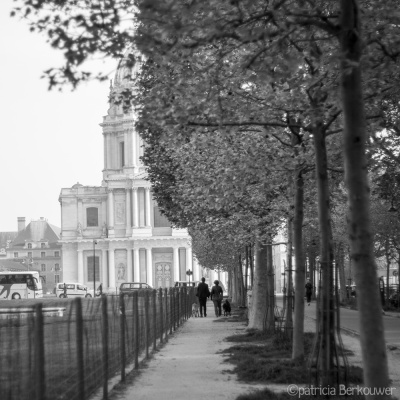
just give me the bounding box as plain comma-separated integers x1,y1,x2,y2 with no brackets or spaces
211,285,223,301
197,282,210,299
305,282,312,293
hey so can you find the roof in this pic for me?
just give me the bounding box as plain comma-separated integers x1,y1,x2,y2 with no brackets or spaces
0,231,18,249
0,259,27,271
11,219,60,247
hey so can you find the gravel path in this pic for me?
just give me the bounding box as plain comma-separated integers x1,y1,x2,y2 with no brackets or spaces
106,314,267,400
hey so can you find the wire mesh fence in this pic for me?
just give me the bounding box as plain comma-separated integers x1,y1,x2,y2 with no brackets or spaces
0,287,195,400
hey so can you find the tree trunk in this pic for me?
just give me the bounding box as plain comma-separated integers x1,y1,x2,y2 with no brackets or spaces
248,240,269,330
293,168,306,360
385,241,391,308
266,240,275,330
249,244,254,288
237,254,246,307
285,217,294,331
336,243,347,303
313,122,335,386
231,266,238,304
340,0,390,393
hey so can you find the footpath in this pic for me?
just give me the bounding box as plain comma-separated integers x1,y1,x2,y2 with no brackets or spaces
92,306,400,400
103,310,268,400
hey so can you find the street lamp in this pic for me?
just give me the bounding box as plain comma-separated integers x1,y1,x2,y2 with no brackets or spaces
93,240,97,297
186,269,193,284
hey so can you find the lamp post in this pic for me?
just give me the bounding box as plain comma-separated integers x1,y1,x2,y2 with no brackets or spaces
186,269,193,285
93,240,97,296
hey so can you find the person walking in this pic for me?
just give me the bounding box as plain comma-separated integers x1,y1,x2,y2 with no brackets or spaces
305,279,313,306
196,277,210,317
211,280,223,317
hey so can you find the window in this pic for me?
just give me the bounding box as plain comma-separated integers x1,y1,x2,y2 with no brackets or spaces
14,252,18,258
41,264,46,272
55,275,60,284
54,251,60,257
86,207,99,227
28,252,32,258
41,252,45,258
27,243,32,249
41,243,45,248
154,206,171,228
87,256,100,281
120,141,125,167
55,263,60,271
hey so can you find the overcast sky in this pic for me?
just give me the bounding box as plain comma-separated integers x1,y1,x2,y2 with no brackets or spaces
0,0,117,231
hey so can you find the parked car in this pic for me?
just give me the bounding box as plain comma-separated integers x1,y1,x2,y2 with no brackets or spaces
119,282,153,294
56,282,94,298
174,281,200,288
389,291,400,307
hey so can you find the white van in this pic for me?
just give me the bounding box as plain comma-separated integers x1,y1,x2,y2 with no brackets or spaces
56,282,94,298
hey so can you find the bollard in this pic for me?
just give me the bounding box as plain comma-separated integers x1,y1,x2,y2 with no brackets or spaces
34,304,46,400
102,295,109,399
119,293,126,382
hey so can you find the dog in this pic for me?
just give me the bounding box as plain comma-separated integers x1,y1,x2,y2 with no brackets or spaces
191,303,200,318
222,299,231,316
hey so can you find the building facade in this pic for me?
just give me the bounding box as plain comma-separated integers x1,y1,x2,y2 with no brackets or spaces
6,217,62,293
58,55,203,292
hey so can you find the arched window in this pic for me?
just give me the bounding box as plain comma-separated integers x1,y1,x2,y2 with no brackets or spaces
87,207,99,227
27,243,32,249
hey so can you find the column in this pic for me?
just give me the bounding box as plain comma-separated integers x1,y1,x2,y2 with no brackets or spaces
77,250,84,283
103,134,107,169
107,189,114,228
186,246,193,273
108,248,115,290
146,248,153,286
106,134,112,169
127,248,133,282
78,200,83,227
145,187,151,227
134,248,140,281
193,258,199,282
124,131,129,167
132,187,139,228
125,188,131,234
132,132,137,167
102,249,108,288
173,247,180,282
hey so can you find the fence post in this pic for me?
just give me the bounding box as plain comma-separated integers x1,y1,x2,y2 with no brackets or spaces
164,288,169,341
152,289,157,351
34,303,46,400
177,288,180,328
102,295,109,400
159,288,163,344
119,293,126,382
74,298,85,400
145,290,150,359
133,291,139,369
169,288,173,334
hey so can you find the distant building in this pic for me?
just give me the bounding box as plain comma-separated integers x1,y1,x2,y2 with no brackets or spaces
7,217,62,293
58,53,207,292
0,231,18,258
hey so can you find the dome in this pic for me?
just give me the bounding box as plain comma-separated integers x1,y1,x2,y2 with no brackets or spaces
113,50,142,88
72,182,83,189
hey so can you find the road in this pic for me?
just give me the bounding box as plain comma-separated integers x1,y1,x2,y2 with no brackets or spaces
276,295,400,348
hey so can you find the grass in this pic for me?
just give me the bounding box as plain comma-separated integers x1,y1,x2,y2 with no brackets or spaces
221,325,365,400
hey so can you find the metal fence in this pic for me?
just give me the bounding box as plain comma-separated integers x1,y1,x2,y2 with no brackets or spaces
0,287,195,400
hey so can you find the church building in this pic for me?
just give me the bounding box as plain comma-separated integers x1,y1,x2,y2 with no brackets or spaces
58,55,203,292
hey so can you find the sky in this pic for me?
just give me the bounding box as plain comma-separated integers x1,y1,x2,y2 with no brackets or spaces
0,0,117,231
